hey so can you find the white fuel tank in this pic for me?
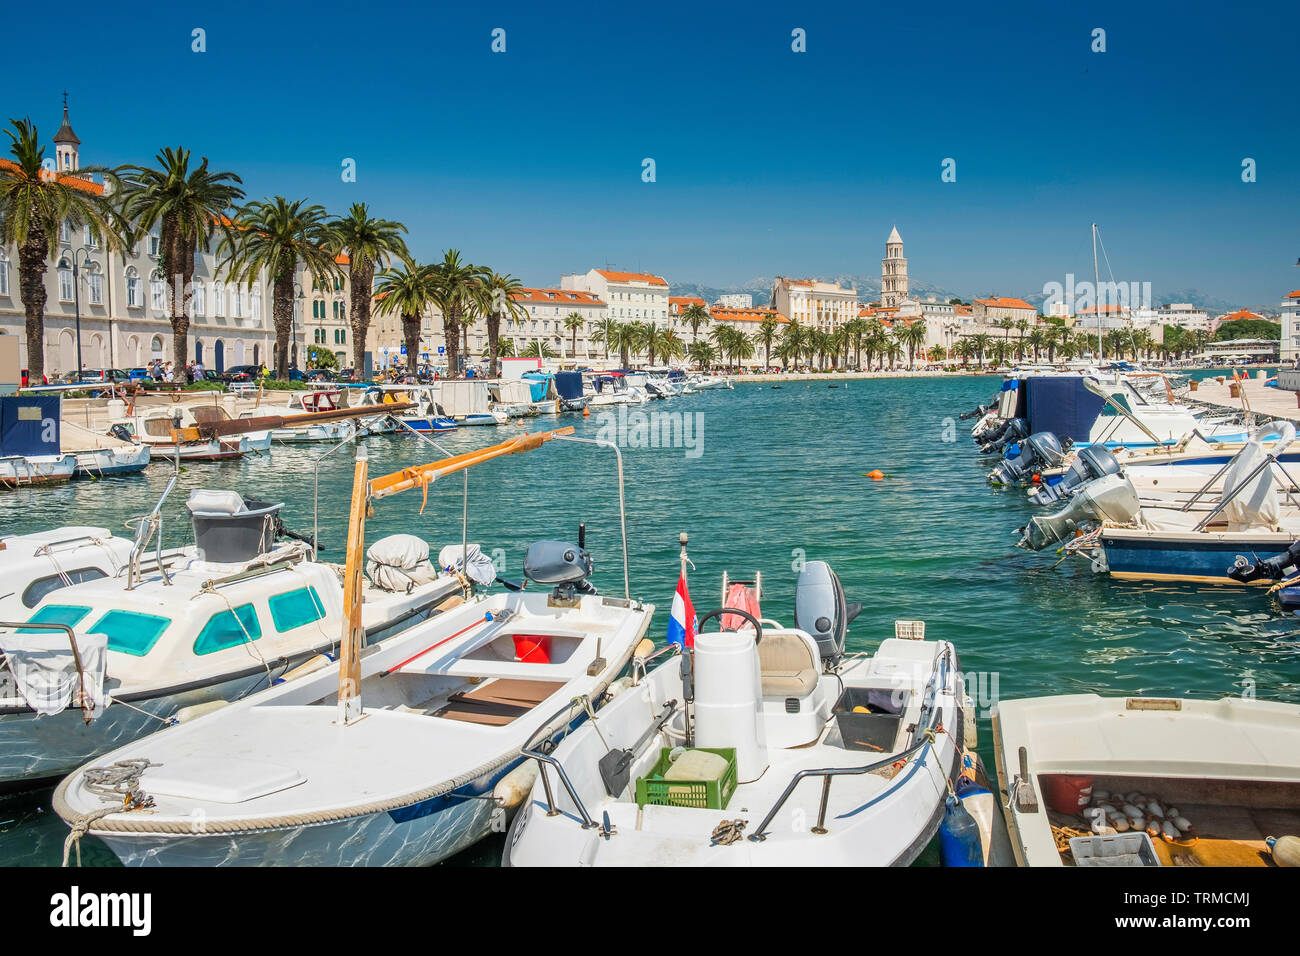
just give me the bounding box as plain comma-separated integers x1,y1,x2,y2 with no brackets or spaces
693,630,768,782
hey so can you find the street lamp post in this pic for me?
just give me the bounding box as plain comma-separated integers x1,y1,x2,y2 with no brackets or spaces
61,245,96,378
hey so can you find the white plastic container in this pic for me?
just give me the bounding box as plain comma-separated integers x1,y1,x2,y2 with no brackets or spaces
692,630,769,781
1069,832,1161,867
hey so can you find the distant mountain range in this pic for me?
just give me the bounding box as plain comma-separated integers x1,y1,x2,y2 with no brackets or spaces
670,277,1276,317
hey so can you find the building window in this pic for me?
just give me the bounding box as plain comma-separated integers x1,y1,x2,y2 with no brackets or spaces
250,288,261,321
147,227,160,257
84,225,99,248
58,264,74,301
230,286,242,319
0,253,8,296
192,279,205,317
150,278,167,313
125,267,141,307
60,220,72,243
87,271,103,305
212,281,224,317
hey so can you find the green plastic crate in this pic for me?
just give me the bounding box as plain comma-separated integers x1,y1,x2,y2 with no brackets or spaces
635,747,737,810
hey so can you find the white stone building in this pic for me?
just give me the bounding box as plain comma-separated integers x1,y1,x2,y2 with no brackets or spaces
561,269,669,327
770,277,857,333
1282,291,1300,363
716,293,753,309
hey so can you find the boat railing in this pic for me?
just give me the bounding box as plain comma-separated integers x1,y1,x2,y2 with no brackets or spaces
1185,446,1300,530
125,446,181,590
520,695,600,829
747,643,954,843
550,435,630,600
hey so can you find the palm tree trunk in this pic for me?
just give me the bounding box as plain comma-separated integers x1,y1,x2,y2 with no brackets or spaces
349,263,375,375
487,311,503,378
443,308,460,377
165,217,195,383
272,273,295,378
18,230,49,381
403,314,421,373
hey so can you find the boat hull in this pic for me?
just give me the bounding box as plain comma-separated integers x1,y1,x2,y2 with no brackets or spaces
0,455,77,487
1099,528,1292,584
72,445,151,478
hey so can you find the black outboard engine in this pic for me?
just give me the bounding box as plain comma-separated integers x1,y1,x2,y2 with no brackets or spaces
524,540,596,605
988,432,1066,485
978,417,1028,455
794,561,862,666
109,423,135,443
1029,445,1121,505
1226,542,1300,584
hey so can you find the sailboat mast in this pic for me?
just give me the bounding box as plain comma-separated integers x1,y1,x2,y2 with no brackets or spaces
1092,223,1102,361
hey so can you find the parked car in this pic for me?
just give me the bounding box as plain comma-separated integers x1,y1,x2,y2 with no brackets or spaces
221,364,260,383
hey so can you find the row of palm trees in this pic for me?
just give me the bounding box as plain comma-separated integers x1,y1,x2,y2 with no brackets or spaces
945,323,1214,369
1,116,537,383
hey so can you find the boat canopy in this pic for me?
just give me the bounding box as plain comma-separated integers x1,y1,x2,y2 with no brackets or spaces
1001,377,1106,444
1,395,62,457
554,372,584,400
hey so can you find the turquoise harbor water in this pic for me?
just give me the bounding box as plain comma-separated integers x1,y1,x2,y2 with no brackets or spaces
2,374,1297,865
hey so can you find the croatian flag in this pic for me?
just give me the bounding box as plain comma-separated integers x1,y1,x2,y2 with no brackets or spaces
667,573,696,649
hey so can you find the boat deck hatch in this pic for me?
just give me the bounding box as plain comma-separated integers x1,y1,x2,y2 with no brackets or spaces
431,678,563,726
142,755,306,804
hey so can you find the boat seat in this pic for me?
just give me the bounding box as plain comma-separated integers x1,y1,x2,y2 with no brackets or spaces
758,632,819,698
431,678,562,726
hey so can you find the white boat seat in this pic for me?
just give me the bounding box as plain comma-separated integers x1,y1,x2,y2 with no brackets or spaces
758,632,818,698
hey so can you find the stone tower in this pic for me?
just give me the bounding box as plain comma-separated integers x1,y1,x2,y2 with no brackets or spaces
53,95,80,172
881,225,908,308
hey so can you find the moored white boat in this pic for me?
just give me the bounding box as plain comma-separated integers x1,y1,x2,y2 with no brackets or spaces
994,693,1300,867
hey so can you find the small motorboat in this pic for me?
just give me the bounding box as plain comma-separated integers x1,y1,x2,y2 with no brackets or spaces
54,428,654,867
0,395,77,487
994,693,1300,867
504,562,971,867
60,421,151,478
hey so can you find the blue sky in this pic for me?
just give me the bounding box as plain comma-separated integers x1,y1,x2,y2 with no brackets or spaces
5,0,1297,305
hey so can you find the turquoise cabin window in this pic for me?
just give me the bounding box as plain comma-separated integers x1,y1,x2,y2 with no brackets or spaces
19,604,91,633
194,604,262,656
268,587,326,633
88,610,171,657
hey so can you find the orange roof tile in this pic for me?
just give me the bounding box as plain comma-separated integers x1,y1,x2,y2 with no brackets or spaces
1218,309,1265,322
1287,290,1300,299
669,296,707,313
710,308,789,324
334,253,350,265
974,296,1035,311
510,287,605,306
1075,304,1129,315
595,269,667,286
0,158,105,195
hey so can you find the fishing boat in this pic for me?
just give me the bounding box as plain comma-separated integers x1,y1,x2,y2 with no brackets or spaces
488,380,539,419
54,427,655,867
371,385,456,433
994,693,1300,867
2,468,471,790
0,395,77,487
60,420,151,477
504,562,971,867
111,401,265,461
231,388,357,443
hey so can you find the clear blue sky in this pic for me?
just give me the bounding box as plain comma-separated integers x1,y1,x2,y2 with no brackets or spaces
5,0,1297,305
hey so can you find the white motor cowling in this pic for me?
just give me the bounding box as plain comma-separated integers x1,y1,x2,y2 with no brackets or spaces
692,629,768,783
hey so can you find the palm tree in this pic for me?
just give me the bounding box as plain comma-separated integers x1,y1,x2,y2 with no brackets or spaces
1025,328,1046,362
374,262,436,374
497,337,517,358
842,317,866,369
728,329,754,370
328,203,408,374
687,339,717,370
1,119,126,381
895,321,926,369
220,196,338,379
427,250,487,377
778,320,804,370
756,315,779,371
1015,317,1030,359
657,328,686,365
590,317,619,363
953,338,974,368
482,271,526,376
612,322,640,368
970,332,993,370
681,303,710,343
520,340,556,359
563,311,585,361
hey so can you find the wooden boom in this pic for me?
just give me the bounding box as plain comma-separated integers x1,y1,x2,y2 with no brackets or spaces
171,402,414,442
369,426,576,500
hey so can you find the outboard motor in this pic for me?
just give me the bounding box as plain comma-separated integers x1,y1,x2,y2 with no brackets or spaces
989,432,1066,486
109,423,135,443
523,540,595,605
794,561,862,665
1029,445,1121,505
1019,474,1141,551
1226,541,1300,584
978,417,1028,455
186,490,284,563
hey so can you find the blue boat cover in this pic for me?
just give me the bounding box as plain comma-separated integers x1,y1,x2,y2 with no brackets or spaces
1024,377,1104,443
0,396,61,457
554,371,585,400
1000,378,1019,391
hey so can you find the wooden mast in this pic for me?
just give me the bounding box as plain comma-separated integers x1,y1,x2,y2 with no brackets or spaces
337,445,369,725
334,426,574,726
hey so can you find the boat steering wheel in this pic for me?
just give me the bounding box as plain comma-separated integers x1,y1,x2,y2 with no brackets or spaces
695,607,763,643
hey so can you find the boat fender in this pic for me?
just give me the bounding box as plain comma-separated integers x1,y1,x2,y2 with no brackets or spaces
274,653,335,685
493,762,540,810
172,699,230,723
605,676,634,701
937,793,984,867
1267,835,1300,867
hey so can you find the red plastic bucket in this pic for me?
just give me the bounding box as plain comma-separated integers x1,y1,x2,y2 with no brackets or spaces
1040,774,1094,814
512,634,552,664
